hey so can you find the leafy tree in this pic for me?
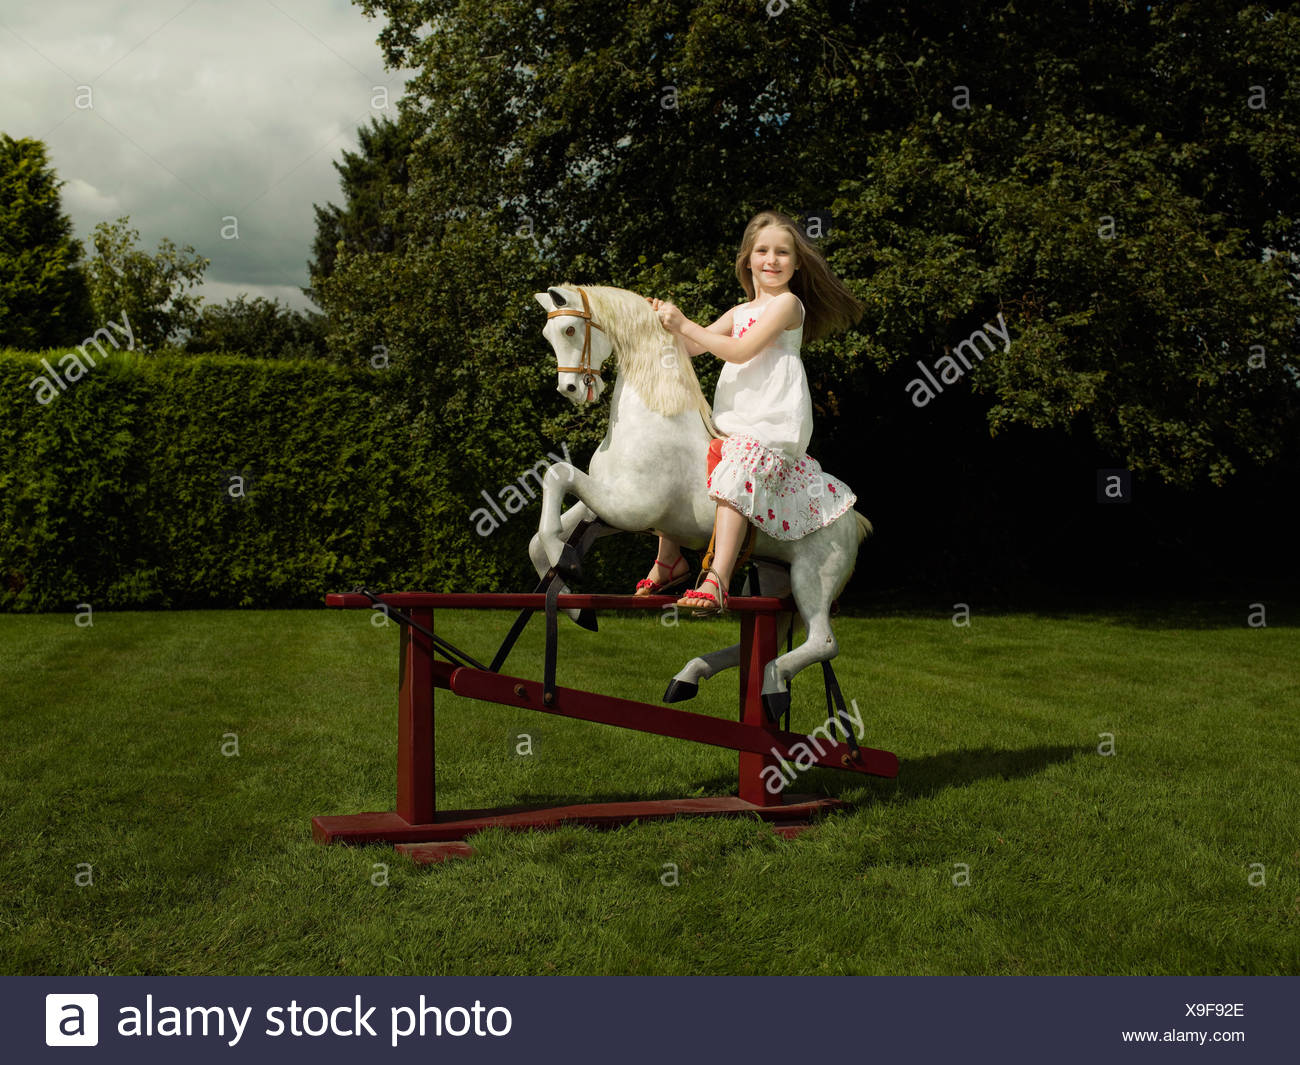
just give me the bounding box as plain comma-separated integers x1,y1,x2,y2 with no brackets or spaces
307,113,420,304
185,294,327,359
347,0,1299,488
0,134,92,348
84,216,208,351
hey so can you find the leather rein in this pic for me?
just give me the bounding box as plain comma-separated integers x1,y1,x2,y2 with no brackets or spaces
546,286,605,402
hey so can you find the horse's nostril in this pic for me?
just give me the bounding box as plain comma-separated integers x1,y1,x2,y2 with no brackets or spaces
566,383,577,392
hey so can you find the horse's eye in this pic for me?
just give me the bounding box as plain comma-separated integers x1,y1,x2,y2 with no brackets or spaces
565,325,575,336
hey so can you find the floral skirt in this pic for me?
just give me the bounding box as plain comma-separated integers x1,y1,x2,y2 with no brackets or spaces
706,434,856,541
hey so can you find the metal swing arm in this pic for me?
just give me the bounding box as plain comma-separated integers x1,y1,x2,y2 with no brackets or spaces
352,587,488,672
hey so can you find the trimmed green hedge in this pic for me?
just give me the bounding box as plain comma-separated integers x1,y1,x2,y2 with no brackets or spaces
0,349,617,611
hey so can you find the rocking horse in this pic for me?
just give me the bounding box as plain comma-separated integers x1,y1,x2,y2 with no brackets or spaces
530,284,872,722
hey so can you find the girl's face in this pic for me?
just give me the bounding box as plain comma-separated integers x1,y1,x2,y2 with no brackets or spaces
749,225,798,291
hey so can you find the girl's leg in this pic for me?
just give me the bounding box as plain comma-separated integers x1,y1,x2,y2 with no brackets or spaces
708,503,747,591
678,502,746,609
636,535,688,594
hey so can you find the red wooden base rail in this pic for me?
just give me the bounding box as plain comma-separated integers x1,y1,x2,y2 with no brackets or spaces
314,591,898,864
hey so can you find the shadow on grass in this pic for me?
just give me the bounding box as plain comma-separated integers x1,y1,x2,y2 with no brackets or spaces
486,744,1086,814
883,743,1086,800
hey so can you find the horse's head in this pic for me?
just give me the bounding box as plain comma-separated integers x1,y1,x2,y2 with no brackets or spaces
534,285,614,405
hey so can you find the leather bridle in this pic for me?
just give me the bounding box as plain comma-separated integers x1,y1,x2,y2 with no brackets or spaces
546,286,605,401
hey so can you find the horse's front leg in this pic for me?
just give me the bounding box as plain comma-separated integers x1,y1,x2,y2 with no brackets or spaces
663,643,740,703
538,461,658,573
528,499,612,628
535,461,587,571
528,499,595,582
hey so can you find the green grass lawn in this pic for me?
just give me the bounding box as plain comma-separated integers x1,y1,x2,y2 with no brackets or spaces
1,605,1296,975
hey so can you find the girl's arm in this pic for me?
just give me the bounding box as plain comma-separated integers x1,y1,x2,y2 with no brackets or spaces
681,308,734,357
649,298,733,357
676,292,801,365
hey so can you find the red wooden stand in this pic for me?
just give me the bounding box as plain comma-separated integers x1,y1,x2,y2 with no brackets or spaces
313,592,898,864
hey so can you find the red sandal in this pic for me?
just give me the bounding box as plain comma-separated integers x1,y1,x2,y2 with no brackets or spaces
634,555,690,597
675,568,728,616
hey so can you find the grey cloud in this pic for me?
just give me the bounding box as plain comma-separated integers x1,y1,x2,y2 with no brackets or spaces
0,0,412,312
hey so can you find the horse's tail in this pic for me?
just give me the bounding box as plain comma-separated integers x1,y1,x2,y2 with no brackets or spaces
853,509,873,544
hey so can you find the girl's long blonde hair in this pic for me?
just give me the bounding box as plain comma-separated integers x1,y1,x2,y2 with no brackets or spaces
734,210,863,342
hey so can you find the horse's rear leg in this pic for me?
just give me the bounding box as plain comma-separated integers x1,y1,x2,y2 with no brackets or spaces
665,613,796,702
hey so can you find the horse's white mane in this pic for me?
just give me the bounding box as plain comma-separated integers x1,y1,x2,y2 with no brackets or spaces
569,284,714,423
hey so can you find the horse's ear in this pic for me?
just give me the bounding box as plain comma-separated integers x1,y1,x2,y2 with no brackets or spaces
547,286,569,308
534,291,555,312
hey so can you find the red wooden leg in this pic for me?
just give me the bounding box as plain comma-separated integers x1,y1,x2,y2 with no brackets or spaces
312,597,896,854
396,607,436,825
738,611,782,806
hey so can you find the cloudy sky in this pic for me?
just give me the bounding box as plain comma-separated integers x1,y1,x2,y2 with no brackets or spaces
0,0,413,313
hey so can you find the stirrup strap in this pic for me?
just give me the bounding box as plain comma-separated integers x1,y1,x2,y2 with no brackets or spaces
491,518,602,674
543,576,561,705
736,524,756,572
822,660,860,759
700,521,756,578
699,527,717,574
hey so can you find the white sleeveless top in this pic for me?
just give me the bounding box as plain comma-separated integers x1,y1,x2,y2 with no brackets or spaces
712,294,813,460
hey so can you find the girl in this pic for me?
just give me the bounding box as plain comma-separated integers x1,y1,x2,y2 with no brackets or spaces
637,210,864,614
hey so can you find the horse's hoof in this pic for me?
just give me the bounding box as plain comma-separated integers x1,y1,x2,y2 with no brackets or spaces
761,690,790,726
663,679,698,703
574,608,598,632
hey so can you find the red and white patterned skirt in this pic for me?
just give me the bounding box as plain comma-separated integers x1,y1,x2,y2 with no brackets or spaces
705,434,856,540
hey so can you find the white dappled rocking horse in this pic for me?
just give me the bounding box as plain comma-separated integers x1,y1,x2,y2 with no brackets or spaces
529,284,872,721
